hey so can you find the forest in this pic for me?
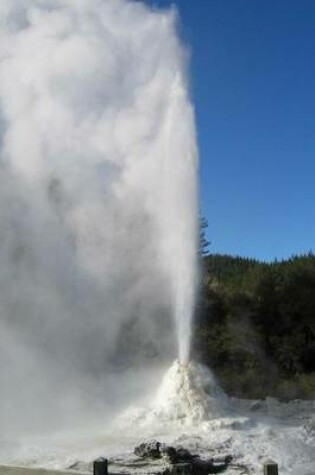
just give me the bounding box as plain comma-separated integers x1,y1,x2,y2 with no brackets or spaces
193,252,315,399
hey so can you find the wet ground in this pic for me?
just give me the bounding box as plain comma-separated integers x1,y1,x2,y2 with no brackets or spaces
0,398,314,475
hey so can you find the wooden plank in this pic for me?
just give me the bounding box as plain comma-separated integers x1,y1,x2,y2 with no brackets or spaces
0,465,90,475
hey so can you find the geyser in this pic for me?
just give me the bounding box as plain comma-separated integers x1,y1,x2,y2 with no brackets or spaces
119,360,229,428
0,0,198,433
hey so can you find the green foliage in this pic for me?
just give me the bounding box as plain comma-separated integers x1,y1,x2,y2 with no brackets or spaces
199,217,210,256
193,253,315,399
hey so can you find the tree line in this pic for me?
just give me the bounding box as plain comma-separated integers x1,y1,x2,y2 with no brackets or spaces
193,251,315,399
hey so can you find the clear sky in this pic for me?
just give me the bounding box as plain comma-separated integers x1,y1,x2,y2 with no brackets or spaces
143,0,315,261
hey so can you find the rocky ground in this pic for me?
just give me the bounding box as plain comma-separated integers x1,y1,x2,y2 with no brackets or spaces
0,397,314,475
0,361,314,475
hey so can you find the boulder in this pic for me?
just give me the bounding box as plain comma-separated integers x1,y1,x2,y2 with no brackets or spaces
134,440,233,474
134,440,161,459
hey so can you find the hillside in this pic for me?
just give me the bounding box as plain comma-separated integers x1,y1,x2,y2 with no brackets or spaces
193,253,315,399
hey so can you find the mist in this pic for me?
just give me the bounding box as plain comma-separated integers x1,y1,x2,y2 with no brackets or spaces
0,0,198,435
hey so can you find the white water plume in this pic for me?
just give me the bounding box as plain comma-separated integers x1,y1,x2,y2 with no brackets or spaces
0,0,198,434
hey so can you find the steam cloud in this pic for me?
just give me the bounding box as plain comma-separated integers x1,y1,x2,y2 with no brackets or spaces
0,0,198,435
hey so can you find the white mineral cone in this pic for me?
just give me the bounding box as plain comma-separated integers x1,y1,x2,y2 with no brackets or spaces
150,360,229,424
119,360,230,428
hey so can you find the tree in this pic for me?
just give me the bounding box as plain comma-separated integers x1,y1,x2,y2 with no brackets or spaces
199,216,210,256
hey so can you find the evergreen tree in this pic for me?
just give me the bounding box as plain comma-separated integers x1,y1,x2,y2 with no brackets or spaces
199,217,210,256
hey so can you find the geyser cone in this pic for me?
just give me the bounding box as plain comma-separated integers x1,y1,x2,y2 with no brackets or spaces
120,360,229,427
152,360,228,423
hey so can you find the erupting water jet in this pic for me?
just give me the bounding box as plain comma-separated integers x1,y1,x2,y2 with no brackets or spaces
0,0,198,433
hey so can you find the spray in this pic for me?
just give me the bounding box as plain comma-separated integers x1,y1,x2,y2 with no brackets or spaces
0,0,198,434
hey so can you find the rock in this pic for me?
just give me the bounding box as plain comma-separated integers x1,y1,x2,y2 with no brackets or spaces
175,447,196,462
191,456,233,475
170,463,193,475
212,455,233,465
67,460,89,471
134,440,233,474
134,441,196,463
68,461,81,470
161,445,177,463
134,440,161,459
161,445,198,464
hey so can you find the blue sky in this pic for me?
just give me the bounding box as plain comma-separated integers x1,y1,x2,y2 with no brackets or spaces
143,0,315,261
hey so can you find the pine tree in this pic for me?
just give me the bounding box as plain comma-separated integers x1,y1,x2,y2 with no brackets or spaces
199,217,210,256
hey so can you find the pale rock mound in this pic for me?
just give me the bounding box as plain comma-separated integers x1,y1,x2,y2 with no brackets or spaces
120,360,230,427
